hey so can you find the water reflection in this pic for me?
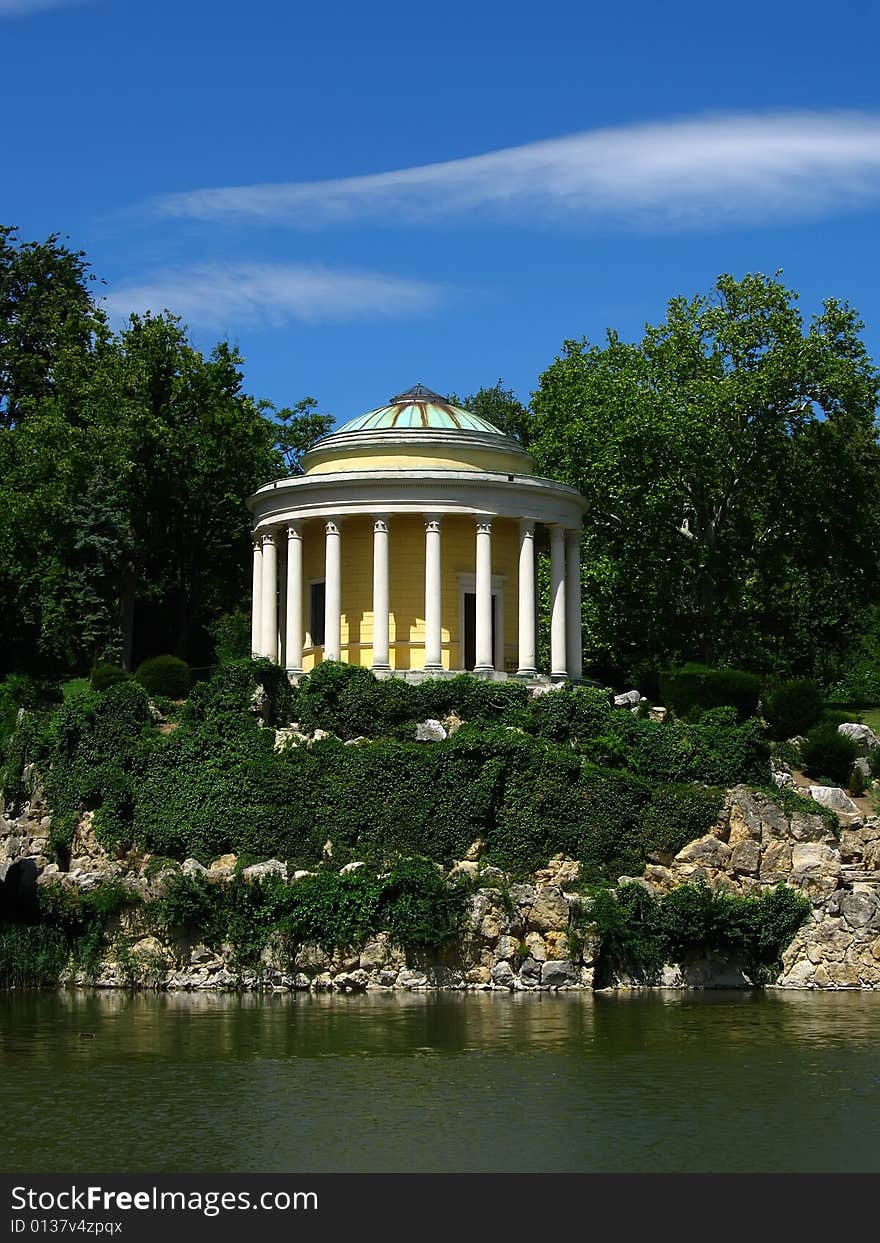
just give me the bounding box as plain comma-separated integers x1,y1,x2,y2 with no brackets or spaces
2,991,880,1172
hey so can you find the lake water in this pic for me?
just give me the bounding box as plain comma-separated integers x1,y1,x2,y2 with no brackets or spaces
2,990,879,1173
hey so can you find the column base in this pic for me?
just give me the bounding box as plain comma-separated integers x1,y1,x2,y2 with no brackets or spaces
423,662,444,672
550,671,570,682
473,664,495,676
285,666,304,677
516,667,539,679
371,662,391,672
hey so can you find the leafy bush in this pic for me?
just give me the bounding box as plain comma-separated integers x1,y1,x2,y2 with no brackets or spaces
605,708,770,786
801,725,858,786
870,750,880,779
3,662,771,884
641,784,724,858
763,679,823,739
149,860,468,966
659,664,762,723
135,655,191,699
593,880,810,985
91,663,129,693
208,608,252,665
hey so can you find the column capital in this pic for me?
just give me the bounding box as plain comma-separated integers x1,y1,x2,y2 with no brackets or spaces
325,518,341,536
286,521,303,540
518,517,536,535
372,515,390,533
565,527,582,543
549,523,566,544
259,529,277,548
475,518,494,535
425,517,442,534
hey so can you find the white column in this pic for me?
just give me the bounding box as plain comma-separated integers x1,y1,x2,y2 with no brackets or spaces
251,537,263,658
517,519,538,677
277,542,287,666
286,522,303,674
372,516,390,670
260,530,278,661
474,518,494,674
549,524,567,680
424,517,443,670
324,519,342,662
565,529,583,681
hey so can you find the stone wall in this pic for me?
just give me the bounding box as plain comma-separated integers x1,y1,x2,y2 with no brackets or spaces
2,783,879,991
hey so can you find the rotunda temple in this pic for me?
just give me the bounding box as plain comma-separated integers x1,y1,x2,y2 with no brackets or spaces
247,384,587,680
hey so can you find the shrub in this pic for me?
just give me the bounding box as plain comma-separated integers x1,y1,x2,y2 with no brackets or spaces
592,880,810,986
641,784,724,858
870,750,880,779
208,608,252,665
135,655,191,699
801,725,858,786
763,679,824,739
91,663,129,693
821,709,858,728
659,664,762,723
605,708,770,786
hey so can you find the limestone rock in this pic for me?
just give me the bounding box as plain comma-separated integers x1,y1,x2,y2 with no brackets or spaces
527,886,569,932
491,961,516,988
838,723,880,757
759,840,793,882
674,835,732,869
808,786,859,814
731,839,761,876
208,853,238,879
535,855,581,888
339,861,365,875
182,858,209,879
541,959,578,987
415,719,447,742
243,859,287,883
613,690,641,708
519,956,542,985
648,706,667,723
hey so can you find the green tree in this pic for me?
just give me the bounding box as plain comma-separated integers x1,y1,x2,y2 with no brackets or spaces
449,379,533,445
0,229,327,675
530,272,880,684
0,226,101,430
274,396,334,474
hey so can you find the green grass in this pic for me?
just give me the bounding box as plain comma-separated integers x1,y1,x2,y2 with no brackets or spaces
834,704,880,734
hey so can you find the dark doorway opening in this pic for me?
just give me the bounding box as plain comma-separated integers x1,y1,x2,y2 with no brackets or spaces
310,581,326,647
463,592,497,670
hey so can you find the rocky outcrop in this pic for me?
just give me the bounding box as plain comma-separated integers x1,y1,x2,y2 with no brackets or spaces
639,785,880,989
4,781,880,991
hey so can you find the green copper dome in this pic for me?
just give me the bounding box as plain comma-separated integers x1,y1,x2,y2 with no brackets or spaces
333,384,505,436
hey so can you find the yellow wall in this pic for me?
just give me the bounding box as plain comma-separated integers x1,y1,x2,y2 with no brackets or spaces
305,444,528,476
296,514,520,673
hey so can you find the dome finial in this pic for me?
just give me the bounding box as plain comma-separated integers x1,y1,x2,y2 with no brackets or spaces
390,382,446,403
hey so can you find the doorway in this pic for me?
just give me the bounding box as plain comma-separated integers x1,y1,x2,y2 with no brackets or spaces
462,592,497,670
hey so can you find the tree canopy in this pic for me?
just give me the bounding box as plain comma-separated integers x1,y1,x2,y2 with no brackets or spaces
0,228,328,675
528,271,880,685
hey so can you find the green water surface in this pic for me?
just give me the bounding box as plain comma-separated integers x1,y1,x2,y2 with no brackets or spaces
2,990,878,1173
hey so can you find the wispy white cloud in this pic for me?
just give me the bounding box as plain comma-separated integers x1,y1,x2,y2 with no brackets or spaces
151,111,880,231
0,0,90,15
103,262,446,328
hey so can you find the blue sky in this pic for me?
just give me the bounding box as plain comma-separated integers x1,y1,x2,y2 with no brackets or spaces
4,0,880,425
